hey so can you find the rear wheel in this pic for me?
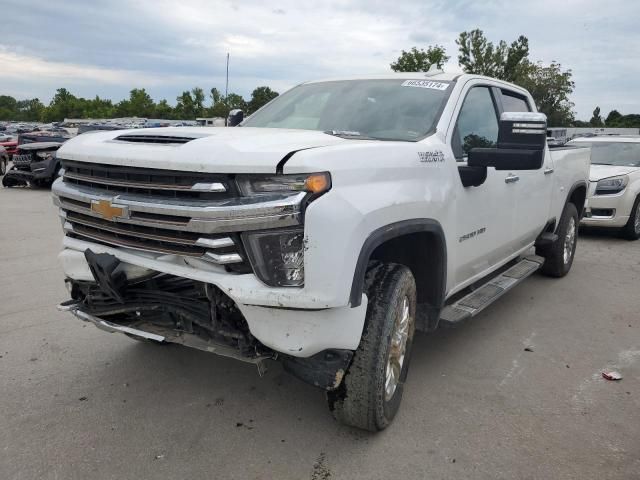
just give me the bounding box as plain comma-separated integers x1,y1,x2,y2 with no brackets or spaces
539,202,579,277
621,195,640,240
327,263,416,431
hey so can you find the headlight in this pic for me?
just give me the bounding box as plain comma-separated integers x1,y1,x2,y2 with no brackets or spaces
237,172,331,196
36,151,53,160
595,175,628,195
243,228,305,287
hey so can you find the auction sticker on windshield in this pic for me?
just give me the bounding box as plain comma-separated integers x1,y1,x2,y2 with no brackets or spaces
401,80,449,90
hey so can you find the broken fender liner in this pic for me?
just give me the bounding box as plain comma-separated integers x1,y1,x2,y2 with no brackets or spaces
282,349,354,390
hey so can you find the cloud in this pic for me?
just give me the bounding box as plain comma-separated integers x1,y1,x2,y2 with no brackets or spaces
1,0,639,118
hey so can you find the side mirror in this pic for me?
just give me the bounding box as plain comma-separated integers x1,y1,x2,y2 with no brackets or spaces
468,112,547,170
227,109,244,127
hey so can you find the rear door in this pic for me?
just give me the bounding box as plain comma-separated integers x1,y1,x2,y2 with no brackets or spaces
497,88,554,248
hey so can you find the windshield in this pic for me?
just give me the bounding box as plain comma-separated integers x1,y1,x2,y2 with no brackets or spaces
242,79,452,141
573,141,640,167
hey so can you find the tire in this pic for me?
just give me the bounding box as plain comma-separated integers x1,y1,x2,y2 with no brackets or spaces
327,263,416,431
0,157,6,176
539,202,579,277
621,195,640,240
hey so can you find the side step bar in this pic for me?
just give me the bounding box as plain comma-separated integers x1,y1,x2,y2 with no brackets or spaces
440,255,544,326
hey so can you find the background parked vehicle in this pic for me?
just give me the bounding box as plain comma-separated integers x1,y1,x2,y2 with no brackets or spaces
568,135,640,239
0,146,9,176
0,138,18,159
2,142,64,188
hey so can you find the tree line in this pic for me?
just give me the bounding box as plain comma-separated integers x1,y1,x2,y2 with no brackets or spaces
1,29,638,128
0,86,279,123
390,29,639,128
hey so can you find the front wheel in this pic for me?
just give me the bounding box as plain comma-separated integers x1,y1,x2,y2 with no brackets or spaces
621,195,640,240
327,263,416,431
539,202,579,277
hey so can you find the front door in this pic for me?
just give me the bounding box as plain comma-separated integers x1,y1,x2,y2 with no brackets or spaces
450,84,516,290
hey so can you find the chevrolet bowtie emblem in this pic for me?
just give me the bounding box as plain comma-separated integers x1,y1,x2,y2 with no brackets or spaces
90,200,128,221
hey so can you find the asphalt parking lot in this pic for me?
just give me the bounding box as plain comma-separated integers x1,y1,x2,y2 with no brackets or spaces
0,185,638,480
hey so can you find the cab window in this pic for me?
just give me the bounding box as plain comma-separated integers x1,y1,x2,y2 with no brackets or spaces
501,90,531,112
453,87,499,159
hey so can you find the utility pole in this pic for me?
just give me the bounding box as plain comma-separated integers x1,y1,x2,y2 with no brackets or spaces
225,53,229,100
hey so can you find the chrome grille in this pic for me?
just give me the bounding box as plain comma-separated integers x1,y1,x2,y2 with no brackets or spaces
12,153,33,166
62,209,246,265
61,160,235,200
53,160,304,271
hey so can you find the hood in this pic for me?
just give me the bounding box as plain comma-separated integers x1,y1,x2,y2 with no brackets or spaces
56,127,352,173
589,164,640,182
17,141,63,151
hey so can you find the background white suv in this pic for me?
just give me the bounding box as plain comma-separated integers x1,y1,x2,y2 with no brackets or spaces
569,136,640,240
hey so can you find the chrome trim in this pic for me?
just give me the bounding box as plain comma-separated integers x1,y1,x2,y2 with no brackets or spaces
195,237,235,248
64,171,227,193
203,252,243,264
191,182,227,192
53,179,303,221
66,212,212,247
505,174,520,184
55,195,301,234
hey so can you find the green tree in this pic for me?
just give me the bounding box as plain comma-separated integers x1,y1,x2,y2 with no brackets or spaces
605,109,622,126
390,45,450,72
175,91,196,119
247,86,279,114
456,29,529,82
191,87,206,117
590,106,604,127
210,87,222,105
43,88,78,122
15,98,45,121
517,61,575,126
154,99,174,119
225,93,247,111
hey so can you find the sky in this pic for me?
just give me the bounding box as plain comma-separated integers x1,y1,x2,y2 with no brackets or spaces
1,0,638,120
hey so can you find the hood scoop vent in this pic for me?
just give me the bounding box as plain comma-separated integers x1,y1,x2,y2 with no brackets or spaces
114,134,196,145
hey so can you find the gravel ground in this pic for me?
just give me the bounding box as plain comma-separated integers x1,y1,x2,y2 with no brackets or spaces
0,186,638,480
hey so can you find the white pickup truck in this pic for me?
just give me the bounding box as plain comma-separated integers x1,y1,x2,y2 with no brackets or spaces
53,73,590,431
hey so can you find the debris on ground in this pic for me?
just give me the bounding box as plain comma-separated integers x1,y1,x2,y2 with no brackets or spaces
602,371,623,381
154,454,165,460
524,347,533,352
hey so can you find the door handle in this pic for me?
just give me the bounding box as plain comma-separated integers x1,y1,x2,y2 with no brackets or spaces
505,174,520,184
544,167,554,175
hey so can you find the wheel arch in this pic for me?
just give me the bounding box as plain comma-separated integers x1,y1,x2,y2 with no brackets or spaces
566,180,588,219
349,219,447,313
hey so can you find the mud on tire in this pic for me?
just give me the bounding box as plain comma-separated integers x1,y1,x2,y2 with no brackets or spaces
327,263,416,431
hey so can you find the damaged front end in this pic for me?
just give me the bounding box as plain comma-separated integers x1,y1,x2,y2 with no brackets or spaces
2,142,62,187
62,250,275,372
61,250,354,389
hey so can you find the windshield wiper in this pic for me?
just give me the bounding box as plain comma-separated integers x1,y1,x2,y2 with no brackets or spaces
324,130,378,140
592,162,613,165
